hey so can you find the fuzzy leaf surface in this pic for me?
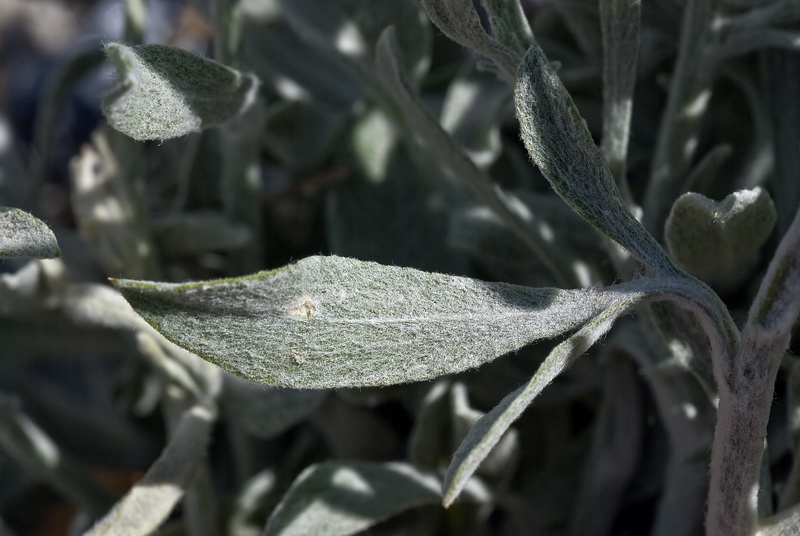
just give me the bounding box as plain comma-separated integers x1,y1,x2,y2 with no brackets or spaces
113,256,618,389
102,43,259,141
0,208,60,259
515,44,677,276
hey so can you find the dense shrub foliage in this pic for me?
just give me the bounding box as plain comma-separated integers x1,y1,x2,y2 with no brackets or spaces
1,1,799,535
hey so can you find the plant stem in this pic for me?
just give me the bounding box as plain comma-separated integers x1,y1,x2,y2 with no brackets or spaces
708,206,800,535
708,386,776,535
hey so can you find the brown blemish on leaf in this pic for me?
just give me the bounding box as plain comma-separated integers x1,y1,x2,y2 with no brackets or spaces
289,298,316,320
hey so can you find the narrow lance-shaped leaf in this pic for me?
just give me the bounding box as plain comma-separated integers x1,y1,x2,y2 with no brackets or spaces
515,44,678,277
102,43,259,141
264,461,489,536
0,207,61,259
113,256,620,389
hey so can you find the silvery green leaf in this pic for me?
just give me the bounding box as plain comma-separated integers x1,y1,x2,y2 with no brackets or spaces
85,402,216,536
515,44,678,277
742,205,800,351
0,208,61,259
758,505,800,536
665,188,777,295
263,461,489,536
102,43,259,141
112,255,619,389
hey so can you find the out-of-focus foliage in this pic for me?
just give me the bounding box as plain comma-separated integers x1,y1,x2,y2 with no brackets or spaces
1,0,799,535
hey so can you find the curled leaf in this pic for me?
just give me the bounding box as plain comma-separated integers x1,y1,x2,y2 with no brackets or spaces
102,43,259,141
